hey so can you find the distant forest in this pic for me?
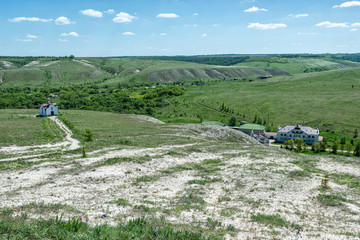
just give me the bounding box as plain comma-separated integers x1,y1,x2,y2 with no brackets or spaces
123,53,360,66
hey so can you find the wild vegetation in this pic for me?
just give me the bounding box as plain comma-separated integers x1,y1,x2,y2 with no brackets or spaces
0,54,360,238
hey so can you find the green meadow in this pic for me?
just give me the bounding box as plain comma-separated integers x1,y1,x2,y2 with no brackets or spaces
154,67,360,137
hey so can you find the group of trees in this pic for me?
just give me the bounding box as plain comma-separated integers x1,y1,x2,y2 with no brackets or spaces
0,85,185,116
283,137,360,157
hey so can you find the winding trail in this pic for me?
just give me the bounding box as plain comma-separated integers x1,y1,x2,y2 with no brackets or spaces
49,116,80,151
0,117,80,161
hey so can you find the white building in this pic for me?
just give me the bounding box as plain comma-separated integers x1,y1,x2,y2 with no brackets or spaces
40,101,59,117
276,124,319,144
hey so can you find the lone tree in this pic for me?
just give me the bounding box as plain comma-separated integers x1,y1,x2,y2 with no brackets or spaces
354,142,360,157
331,141,339,154
228,116,237,126
83,128,94,142
345,142,353,155
295,138,305,152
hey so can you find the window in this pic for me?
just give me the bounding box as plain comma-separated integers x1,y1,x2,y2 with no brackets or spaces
290,135,292,137
284,134,287,137
303,136,305,138
281,134,283,136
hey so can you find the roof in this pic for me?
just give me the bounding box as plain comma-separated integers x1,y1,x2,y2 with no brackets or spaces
41,101,58,110
239,124,265,131
277,124,319,135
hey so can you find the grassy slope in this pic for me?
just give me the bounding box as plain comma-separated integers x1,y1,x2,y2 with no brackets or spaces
60,110,212,152
236,58,360,74
0,59,108,87
0,109,64,146
154,67,360,136
83,58,288,85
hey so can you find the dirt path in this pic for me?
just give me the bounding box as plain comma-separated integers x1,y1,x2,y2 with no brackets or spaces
49,116,80,150
0,117,80,160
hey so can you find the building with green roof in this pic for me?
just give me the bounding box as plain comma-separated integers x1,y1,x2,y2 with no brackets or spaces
239,124,265,135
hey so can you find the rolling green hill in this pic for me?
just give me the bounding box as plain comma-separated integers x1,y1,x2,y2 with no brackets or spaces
153,67,360,137
236,57,360,74
0,58,109,87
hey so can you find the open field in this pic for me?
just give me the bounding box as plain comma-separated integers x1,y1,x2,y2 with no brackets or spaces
236,57,360,74
0,109,65,147
1,110,360,239
154,67,360,138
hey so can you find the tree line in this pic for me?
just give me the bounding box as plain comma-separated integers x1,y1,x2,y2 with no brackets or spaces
0,85,185,115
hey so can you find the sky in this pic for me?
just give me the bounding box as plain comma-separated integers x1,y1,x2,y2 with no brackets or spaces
0,0,360,56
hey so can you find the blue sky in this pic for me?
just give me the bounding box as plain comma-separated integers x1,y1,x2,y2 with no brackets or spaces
0,0,360,56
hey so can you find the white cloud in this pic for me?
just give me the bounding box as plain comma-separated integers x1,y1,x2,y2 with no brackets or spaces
26,34,38,39
61,32,79,37
156,13,179,18
113,12,136,23
160,33,167,36
80,9,103,18
297,32,319,35
105,9,115,14
315,21,348,28
9,17,53,22
16,34,38,42
247,23,287,30
16,38,33,42
184,24,198,27
350,28,358,31
244,6,268,12
193,13,199,16
122,32,135,35
58,39,68,42
352,23,360,27
288,13,309,18
333,1,360,8
201,33,208,37
55,16,75,25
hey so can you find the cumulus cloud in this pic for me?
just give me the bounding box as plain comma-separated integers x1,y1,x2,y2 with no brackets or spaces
58,39,68,42
289,13,309,18
352,23,360,27
160,33,167,36
244,6,268,12
247,23,287,30
193,13,199,16
16,34,37,42
55,16,75,25
122,32,135,35
105,9,115,14
80,9,103,17
315,21,348,28
113,12,136,23
16,38,33,42
61,32,79,37
9,17,53,22
350,28,358,31
333,1,360,8
201,33,208,37
156,13,179,18
297,32,319,35
26,34,38,39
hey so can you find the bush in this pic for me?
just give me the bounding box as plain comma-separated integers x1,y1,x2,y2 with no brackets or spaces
83,128,94,142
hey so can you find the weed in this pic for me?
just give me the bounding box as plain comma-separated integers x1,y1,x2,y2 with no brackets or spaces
114,198,131,206
317,194,347,206
251,213,299,229
321,174,331,189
